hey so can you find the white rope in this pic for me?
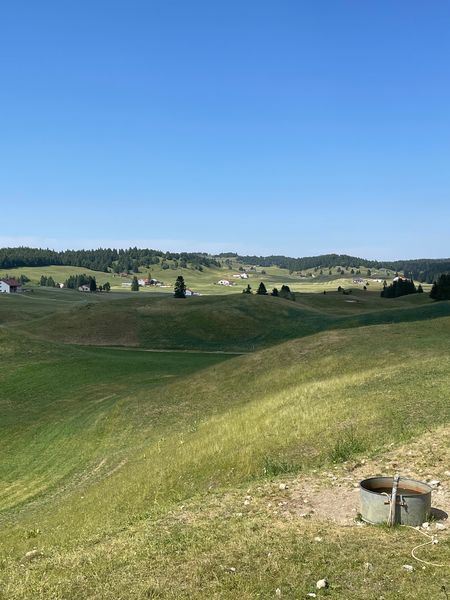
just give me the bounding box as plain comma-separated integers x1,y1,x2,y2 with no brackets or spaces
402,525,446,568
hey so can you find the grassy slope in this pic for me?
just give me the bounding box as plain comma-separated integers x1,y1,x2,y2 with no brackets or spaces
1,316,450,598
19,289,450,351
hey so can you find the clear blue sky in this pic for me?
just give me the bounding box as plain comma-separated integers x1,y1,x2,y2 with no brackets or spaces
1,1,449,259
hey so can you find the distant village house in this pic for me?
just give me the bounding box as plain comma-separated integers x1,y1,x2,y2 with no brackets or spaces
0,278,23,294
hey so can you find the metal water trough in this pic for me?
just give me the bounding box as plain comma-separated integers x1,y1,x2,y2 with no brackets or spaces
360,476,432,526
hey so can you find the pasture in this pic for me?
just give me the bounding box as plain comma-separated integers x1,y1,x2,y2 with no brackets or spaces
0,285,449,599
1,260,410,297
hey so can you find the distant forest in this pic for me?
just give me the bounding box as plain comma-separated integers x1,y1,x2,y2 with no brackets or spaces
0,247,220,273
0,247,449,283
237,254,450,283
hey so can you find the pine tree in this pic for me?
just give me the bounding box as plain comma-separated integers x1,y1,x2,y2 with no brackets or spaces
174,275,186,298
256,281,268,295
430,274,450,300
242,284,252,294
131,276,139,292
103,282,111,292
271,287,279,296
89,277,97,292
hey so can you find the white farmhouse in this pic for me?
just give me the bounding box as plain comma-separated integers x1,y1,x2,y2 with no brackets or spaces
218,279,232,286
0,278,22,293
78,284,91,292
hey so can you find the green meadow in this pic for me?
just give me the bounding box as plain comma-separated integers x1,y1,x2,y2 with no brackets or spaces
1,260,404,296
0,279,449,599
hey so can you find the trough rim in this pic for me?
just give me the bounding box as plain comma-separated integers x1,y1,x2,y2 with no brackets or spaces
359,475,432,497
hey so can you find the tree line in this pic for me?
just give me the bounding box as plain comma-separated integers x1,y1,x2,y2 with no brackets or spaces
236,253,450,282
3,246,450,284
0,247,221,273
380,278,421,298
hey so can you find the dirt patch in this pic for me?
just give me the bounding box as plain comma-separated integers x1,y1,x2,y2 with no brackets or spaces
276,426,450,527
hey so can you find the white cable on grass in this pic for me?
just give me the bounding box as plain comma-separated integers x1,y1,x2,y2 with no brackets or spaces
402,525,446,568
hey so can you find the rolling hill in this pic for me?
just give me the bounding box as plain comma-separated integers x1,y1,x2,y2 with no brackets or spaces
19,289,450,351
1,287,450,597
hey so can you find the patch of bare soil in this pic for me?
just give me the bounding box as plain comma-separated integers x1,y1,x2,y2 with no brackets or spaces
270,426,450,527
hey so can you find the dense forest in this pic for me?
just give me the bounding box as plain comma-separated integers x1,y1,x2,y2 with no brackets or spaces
0,247,220,273
1,247,449,283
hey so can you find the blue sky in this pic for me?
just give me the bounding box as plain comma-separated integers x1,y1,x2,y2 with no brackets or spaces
1,1,449,259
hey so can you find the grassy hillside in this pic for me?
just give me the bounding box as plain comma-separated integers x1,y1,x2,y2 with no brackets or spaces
1,315,450,598
19,289,450,351
2,261,409,296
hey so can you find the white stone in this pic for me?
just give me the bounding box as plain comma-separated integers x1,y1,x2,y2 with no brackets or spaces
316,579,329,589
314,536,323,542
429,479,441,488
402,564,414,572
435,523,447,531
279,483,288,490
307,594,317,598
421,522,430,529
275,588,282,596
24,549,42,560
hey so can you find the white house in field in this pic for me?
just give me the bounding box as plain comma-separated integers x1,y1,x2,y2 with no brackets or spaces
218,279,232,286
0,278,22,294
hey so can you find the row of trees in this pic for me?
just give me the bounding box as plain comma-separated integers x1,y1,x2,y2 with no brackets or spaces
380,278,420,298
242,282,295,300
64,274,110,292
40,275,58,287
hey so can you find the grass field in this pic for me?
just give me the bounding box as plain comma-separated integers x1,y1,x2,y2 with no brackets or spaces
0,283,449,598
18,288,450,351
1,261,414,296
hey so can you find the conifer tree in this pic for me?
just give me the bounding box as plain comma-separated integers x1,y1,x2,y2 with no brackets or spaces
174,275,186,298
256,281,268,295
131,276,139,291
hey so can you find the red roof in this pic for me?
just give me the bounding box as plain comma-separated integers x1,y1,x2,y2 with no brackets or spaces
1,278,20,286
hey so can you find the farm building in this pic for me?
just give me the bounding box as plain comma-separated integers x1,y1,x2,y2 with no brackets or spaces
78,284,91,292
218,279,232,286
0,278,22,293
